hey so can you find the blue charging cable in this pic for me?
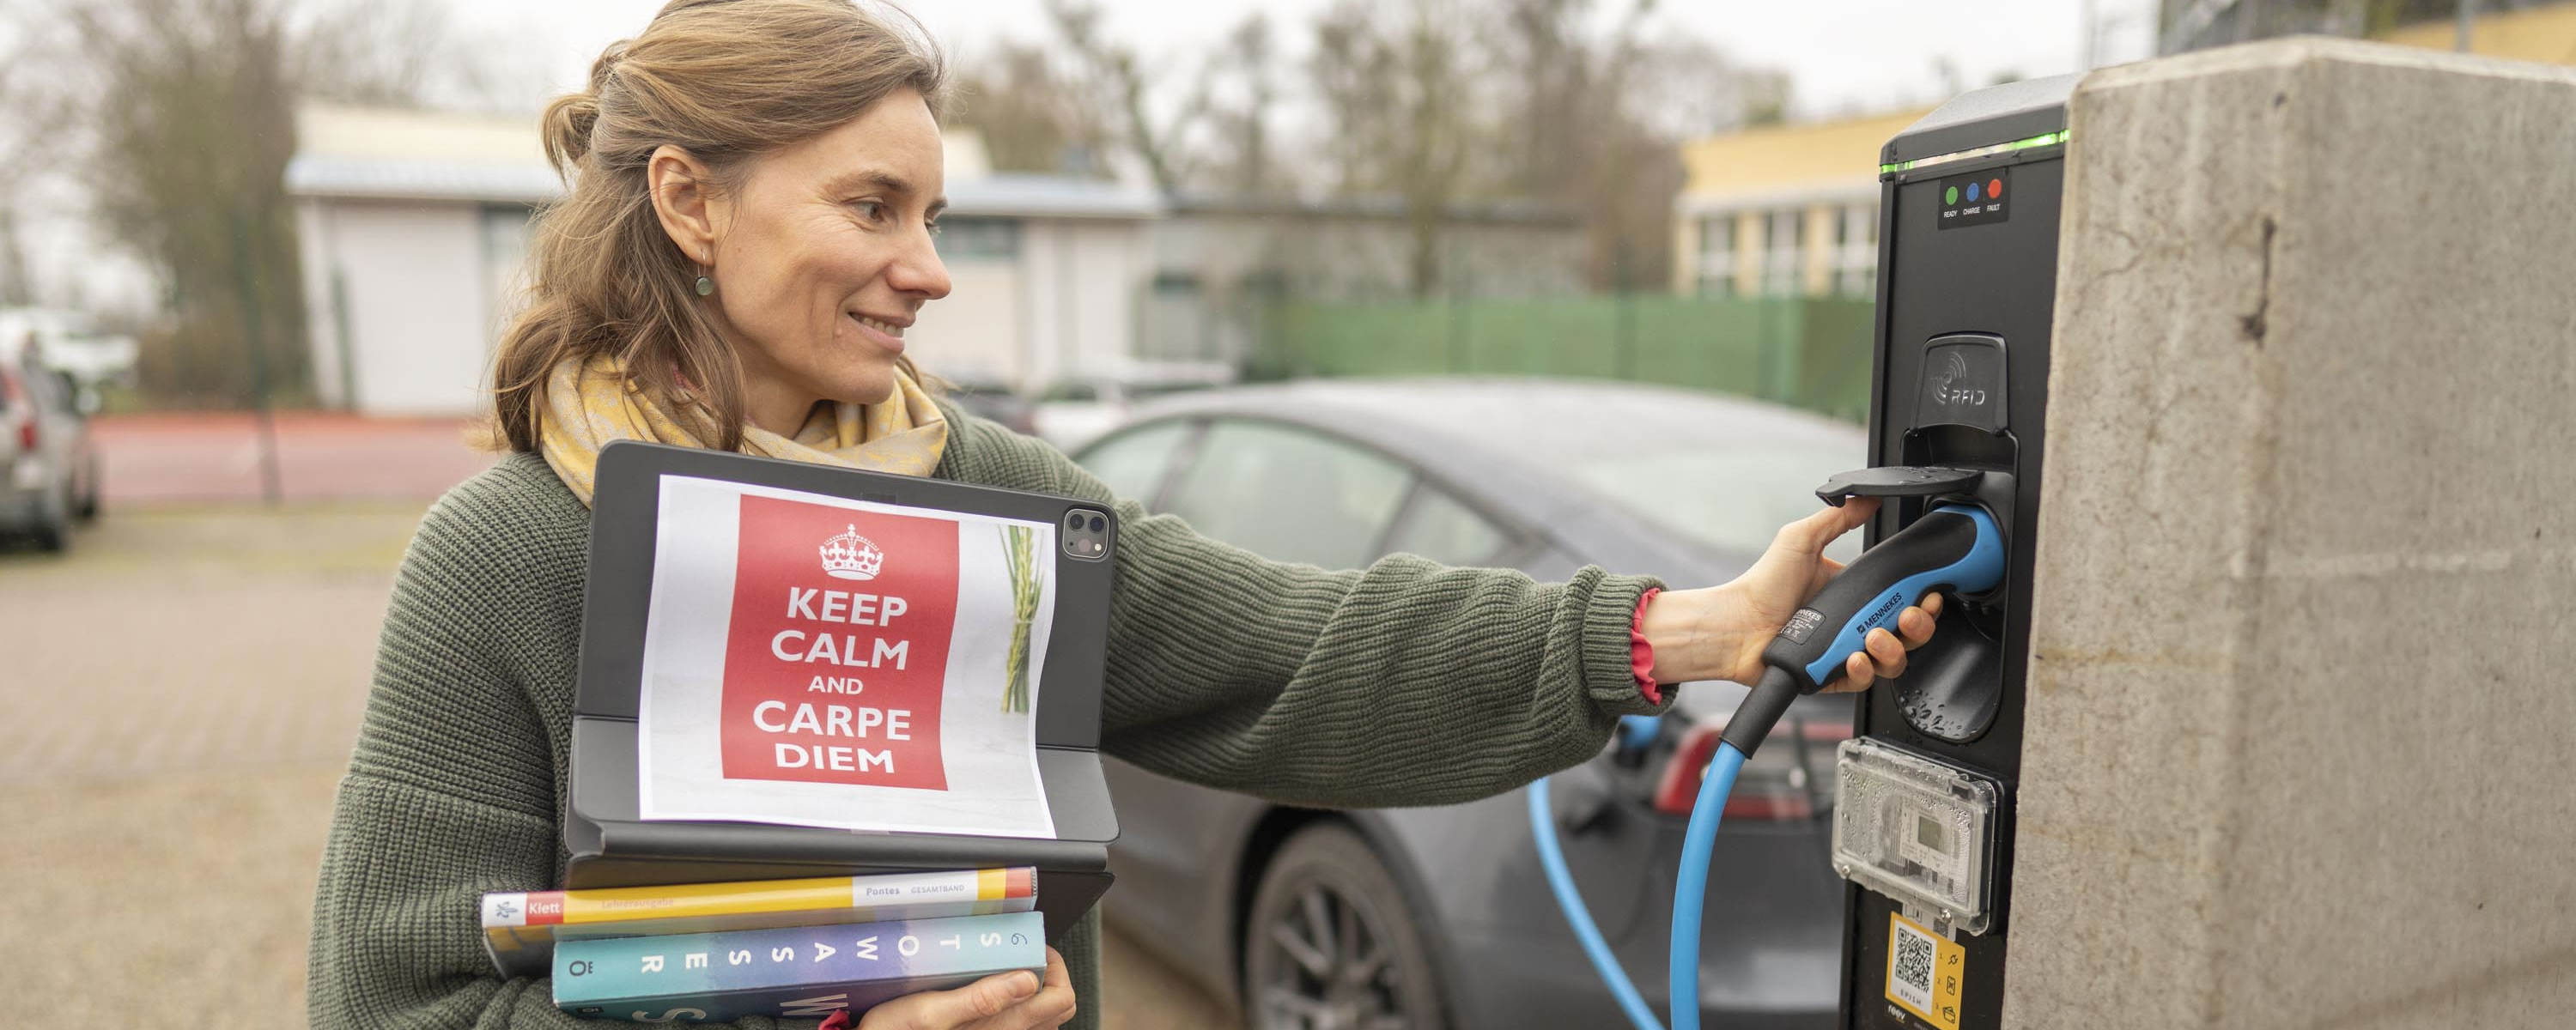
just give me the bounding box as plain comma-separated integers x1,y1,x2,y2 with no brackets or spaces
1528,715,1745,1030
1666,741,1746,1030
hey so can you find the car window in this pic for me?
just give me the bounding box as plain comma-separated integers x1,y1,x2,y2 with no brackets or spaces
7,360,51,413
1370,392,1865,561
1039,381,1099,403
1384,484,1508,566
1074,421,1194,507
1163,419,1410,569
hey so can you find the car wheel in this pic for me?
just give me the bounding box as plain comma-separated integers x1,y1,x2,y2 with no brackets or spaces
75,451,100,523
31,482,71,552
1242,823,1448,1030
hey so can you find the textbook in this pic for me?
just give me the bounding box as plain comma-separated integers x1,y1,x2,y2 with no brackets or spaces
550,912,1046,1022
482,868,1036,978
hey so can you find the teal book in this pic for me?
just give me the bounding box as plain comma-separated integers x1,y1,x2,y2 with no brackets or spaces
551,911,1046,1022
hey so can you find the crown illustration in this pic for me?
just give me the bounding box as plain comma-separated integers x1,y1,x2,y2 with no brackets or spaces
820,524,885,580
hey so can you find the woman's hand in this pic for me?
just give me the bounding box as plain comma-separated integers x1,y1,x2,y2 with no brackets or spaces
1642,498,1941,693
855,947,1077,1030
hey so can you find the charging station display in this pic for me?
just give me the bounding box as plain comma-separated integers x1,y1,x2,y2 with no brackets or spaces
1936,167,2010,230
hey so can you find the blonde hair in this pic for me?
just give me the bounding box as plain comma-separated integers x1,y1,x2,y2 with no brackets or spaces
492,0,947,453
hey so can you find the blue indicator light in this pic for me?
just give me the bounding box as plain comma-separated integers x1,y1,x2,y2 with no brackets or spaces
1967,181,1981,202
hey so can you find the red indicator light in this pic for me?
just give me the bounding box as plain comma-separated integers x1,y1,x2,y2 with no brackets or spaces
1988,178,2003,199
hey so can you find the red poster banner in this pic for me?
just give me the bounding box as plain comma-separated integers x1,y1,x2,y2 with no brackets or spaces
720,495,960,791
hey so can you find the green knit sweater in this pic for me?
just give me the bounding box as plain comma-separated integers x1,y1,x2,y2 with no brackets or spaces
307,403,1666,1028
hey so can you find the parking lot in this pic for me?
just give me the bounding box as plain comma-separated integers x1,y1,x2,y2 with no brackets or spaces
0,414,1227,1027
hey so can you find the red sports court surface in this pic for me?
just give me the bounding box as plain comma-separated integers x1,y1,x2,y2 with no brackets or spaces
92,413,500,505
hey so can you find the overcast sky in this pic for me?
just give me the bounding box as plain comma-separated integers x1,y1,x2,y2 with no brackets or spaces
454,0,2165,120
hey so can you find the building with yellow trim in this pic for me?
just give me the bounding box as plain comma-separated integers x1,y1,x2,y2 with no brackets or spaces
1673,0,2576,298
1670,109,1927,298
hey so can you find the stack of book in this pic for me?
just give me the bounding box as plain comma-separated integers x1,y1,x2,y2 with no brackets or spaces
481,868,1045,1022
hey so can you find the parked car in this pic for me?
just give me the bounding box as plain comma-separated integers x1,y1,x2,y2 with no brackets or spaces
1070,377,1867,1030
933,368,1041,436
0,351,102,551
1030,367,1231,448
0,307,140,386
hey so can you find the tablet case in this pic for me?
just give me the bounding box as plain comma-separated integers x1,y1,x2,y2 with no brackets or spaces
565,440,1118,945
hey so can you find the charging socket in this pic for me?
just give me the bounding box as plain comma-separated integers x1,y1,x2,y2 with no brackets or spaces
1830,737,2004,936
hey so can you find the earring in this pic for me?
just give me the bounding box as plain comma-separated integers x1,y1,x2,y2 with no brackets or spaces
695,274,714,297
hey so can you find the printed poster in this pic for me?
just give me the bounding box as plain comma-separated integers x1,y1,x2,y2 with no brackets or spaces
635,474,1057,839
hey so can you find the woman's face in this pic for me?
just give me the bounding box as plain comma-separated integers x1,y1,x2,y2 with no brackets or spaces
699,89,951,424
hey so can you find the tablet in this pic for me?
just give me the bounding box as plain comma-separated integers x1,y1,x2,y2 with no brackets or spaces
563,439,1117,942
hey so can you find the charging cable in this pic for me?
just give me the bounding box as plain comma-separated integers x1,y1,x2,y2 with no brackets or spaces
1529,716,1749,1030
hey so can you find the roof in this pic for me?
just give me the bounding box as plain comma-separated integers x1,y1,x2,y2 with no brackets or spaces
1108,376,1866,581
1166,192,1582,226
1126,376,1862,475
285,104,559,203
942,174,1162,220
283,104,1161,218
1677,108,1930,209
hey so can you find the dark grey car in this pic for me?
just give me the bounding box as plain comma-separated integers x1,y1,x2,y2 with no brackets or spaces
1070,378,1868,1030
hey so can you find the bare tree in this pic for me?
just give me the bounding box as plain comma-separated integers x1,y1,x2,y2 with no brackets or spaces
0,32,41,307
32,0,502,403
58,0,304,403
1200,14,1285,196
951,41,1111,176
1044,0,1205,196
948,0,1788,297
1309,0,1487,296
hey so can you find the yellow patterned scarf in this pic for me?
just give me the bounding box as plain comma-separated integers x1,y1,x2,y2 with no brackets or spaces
537,354,949,506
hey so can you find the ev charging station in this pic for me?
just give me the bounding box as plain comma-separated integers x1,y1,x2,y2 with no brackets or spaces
1823,75,2081,1030
1537,75,2082,1030
1548,39,2576,1030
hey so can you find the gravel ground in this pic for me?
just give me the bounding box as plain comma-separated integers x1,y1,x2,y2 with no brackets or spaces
0,494,1230,1027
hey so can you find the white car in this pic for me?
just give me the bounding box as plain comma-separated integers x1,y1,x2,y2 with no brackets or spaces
0,352,100,551
0,307,139,385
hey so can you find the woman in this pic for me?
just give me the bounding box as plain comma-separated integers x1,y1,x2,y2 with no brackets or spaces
306,2,1938,1027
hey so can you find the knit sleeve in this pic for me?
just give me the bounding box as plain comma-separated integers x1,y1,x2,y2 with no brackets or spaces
305,488,808,1029
951,416,1671,810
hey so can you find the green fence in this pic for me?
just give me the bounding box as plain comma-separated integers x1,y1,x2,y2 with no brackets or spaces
1257,296,1878,423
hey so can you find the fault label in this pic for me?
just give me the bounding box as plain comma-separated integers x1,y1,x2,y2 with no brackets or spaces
1886,912,1965,1030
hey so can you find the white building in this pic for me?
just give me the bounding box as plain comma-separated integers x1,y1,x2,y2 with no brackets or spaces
284,105,1158,416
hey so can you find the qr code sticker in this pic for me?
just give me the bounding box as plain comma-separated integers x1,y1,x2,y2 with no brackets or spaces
1889,918,1937,1012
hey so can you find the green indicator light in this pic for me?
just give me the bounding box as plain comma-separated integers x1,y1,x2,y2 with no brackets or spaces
1879,130,2067,178
1945,185,1959,204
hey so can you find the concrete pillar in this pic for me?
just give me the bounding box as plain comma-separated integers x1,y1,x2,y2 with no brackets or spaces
2007,39,2576,1029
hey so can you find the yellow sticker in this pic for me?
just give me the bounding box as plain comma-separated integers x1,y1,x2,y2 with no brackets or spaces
1886,912,1966,1030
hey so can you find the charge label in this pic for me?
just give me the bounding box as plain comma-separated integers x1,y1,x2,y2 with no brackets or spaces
1886,912,1965,1030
